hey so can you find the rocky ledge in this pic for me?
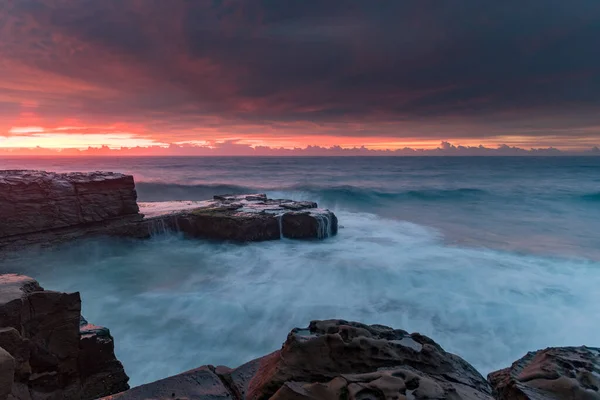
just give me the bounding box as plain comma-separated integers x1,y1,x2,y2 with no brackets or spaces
102,319,493,400
140,194,338,241
488,346,600,400
0,171,337,251
0,274,129,400
98,322,600,400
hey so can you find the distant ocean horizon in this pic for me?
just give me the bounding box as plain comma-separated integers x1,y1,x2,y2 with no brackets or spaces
2,156,599,386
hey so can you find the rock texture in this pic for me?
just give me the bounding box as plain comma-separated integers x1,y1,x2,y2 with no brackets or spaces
102,319,493,400
488,346,600,400
139,194,338,241
0,171,337,250
0,274,129,400
0,170,139,239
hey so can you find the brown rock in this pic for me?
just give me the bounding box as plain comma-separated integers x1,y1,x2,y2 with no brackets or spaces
281,212,338,239
239,320,492,400
140,194,338,241
79,318,129,399
0,347,15,400
0,171,139,239
0,329,30,379
488,346,600,400
104,320,491,400
0,171,336,250
0,274,129,400
101,366,233,400
0,275,42,330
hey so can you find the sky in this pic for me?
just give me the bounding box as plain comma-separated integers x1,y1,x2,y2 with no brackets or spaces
1,0,600,154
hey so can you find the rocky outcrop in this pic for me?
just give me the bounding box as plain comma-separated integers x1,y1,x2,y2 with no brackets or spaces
488,346,600,400
0,348,14,400
0,170,139,239
0,274,129,400
139,194,338,241
102,319,493,400
0,171,337,250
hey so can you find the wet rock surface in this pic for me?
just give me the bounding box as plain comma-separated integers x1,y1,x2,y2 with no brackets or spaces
139,194,338,241
0,274,129,400
0,171,337,251
488,346,600,400
102,320,493,400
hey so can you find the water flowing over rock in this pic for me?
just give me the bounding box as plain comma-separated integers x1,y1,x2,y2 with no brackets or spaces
0,171,337,251
488,346,600,400
101,319,493,400
138,194,338,241
0,274,129,400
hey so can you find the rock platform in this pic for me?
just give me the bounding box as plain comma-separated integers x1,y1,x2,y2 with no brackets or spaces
139,194,338,241
0,171,338,251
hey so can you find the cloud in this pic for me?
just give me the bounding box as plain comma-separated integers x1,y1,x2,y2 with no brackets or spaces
1,1,599,147
1,141,598,157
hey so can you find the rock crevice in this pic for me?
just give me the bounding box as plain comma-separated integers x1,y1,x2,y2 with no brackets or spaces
0,274,129,400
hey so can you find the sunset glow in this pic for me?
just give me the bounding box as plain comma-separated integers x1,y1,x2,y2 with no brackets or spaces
1,1,599,155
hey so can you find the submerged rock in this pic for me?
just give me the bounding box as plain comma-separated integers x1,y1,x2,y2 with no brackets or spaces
488,346,600,400
102,319,493,400
139,194,338,241
0,274,129,400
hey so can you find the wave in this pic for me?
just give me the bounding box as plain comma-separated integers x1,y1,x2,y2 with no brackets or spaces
580,192,600,202
135,182,256,201
135,181,489,205
4,211,599,386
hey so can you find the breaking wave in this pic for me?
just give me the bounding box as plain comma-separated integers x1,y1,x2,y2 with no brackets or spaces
136,182,489,206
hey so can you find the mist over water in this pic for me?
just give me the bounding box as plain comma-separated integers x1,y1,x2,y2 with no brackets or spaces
1,156,600,386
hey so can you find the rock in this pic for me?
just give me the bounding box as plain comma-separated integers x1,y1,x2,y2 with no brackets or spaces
240,320,493,400
0,329,30,379
0,274,129,400
101,366,233,400
79,317,129,399
102,320,492,400
139,194,338,241
0,170,139,238
0,171,337,250
0,347,15,400
488,346,600,400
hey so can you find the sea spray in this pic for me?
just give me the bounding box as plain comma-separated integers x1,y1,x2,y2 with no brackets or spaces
277,214,284,239
312,212,333,239
2,210,599,387
146,218,170,236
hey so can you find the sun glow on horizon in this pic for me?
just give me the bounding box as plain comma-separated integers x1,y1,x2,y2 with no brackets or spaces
2,125,599,155
2,130,164,149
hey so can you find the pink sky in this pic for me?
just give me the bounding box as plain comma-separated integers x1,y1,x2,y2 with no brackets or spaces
1,1,599,154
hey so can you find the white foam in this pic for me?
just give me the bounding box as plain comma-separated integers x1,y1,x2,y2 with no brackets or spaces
3,210,599,387
139,201,212,217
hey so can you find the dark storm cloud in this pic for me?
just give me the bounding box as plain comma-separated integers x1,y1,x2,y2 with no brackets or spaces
1,0,600,141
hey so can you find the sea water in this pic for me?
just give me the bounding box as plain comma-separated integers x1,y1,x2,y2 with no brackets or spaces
1,156,599,386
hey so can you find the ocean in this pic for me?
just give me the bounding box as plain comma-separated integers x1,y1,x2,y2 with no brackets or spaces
1,156,599,386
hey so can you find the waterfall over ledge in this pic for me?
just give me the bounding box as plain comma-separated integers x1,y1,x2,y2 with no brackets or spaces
138,193,338,241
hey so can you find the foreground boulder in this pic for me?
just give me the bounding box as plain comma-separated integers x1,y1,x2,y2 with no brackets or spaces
102,319,493,400
139,194,338,241
0,274,129,400
488,346,600,400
